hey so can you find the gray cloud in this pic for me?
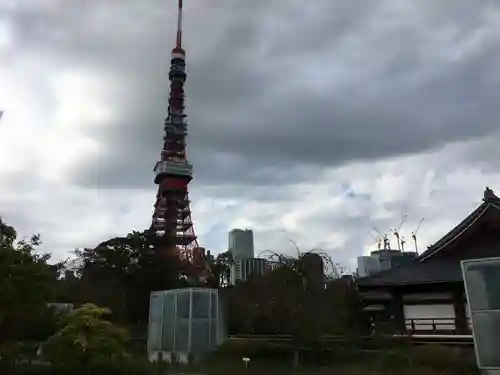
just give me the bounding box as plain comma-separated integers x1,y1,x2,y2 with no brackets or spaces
3,0,500,267
6,0,500,190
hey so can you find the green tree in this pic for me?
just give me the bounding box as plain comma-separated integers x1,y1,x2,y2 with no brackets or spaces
0,217,56,343
208,250,232,288
43,303,129,367
324,276,367,336
263,252,329,366
0,217,16,248
52,265,81,304
76,230,183,325
226,247,360,366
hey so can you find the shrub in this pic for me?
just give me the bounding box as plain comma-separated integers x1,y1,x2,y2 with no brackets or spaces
410,345,477,374
43,304,129,367
213,340,293,361
4,358,160,375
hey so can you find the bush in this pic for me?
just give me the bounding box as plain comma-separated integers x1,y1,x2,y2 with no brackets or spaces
43,304,129,366
1,364,52,375
209,340,480,374
410,345,477,374
213,340,381,367
4,358,161,375
214,340,293,361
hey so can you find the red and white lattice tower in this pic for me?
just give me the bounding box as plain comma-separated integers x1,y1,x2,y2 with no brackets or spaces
151,0,210,284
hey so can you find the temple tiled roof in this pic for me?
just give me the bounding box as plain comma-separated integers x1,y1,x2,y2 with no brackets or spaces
418,187,500,261
357,187,500,287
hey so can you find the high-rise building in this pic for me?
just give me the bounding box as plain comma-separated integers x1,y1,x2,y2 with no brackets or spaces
228,229,254,260
356,255,381,277
356,249,418,277
229,258,268,285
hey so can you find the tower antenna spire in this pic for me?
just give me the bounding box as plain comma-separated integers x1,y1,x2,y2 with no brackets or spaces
176,0,183,49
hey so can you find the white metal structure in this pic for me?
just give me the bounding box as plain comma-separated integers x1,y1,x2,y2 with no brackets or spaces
154,159,193,177
147,288,226,364
462,256,500,372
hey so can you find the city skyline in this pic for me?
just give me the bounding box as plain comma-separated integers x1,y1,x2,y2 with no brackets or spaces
2,1,500,270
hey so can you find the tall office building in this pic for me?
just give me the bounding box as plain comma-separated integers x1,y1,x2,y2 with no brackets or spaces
229,258,268,285
228,229,254,260
356,249,418,277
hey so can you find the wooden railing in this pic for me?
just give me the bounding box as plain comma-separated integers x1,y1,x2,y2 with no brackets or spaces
405,317,472,335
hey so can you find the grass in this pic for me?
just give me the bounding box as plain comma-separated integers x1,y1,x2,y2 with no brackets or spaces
5,361,479,375
167,341,480,375
3,340,480,375
5,356,480,375
168,360,477,375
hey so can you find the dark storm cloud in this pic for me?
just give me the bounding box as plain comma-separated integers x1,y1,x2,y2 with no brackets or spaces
5,0,500,189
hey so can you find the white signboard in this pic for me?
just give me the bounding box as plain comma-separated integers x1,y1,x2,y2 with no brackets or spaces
462,257,500,370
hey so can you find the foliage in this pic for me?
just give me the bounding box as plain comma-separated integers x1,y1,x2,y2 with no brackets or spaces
43,303,129,366
408,345,478,374
225,247,362,335
0,218,58,343
5,359,159,375
75,231,183,324
323,277,367,336
209,340,479,375
222,247,362,366
209,250,232,288
51,266,81,304
214,340,293,361
4,344,480,375
0,217,17,248
266,255,326,346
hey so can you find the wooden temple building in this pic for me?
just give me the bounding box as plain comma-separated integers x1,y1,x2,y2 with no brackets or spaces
356,187,500,336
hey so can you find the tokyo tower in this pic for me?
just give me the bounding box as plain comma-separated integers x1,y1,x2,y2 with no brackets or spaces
150,0,211,284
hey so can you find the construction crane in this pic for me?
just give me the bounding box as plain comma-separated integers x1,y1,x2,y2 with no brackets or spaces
371,225,390,250
368,232,382,250
383,234,390,250
411,218,425,253
400,236,406,252
392,214,408,252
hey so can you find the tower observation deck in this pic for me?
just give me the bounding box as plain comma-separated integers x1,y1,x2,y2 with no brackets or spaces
150,0,211,284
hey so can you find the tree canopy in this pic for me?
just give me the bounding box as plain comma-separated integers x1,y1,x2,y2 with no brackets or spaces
0,218,58,343
0,215,366,365
75,230,184,324
43,303,129,366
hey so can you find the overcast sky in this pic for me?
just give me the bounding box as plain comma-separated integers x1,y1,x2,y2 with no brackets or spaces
2,0,500,270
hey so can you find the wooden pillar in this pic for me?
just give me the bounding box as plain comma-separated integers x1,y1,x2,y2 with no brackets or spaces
452,285,468,334
389,288,405,333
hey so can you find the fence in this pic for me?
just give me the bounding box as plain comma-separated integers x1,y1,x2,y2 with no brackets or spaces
405,317,472,335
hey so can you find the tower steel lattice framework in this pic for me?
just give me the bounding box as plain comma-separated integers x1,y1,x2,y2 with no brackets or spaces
150,0,210,283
